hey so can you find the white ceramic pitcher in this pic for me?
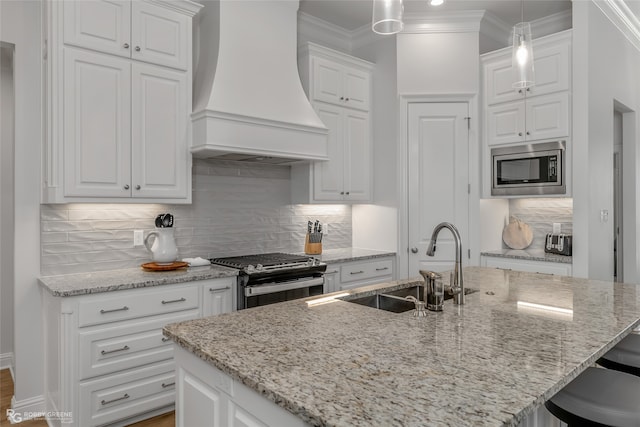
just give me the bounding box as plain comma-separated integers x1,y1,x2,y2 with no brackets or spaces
144,228,179,264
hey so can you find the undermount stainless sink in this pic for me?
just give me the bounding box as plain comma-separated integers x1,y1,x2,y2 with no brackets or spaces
345,285,478,314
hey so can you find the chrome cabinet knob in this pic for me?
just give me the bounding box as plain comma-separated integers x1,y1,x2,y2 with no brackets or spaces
526,131,530,135
411,247,419,254
123,43,129,49
135,185,141,190
518,89,523,94
345,97,350,101
340,191,344,195
518,132,523,136
135,46,141,52
526,87,531,92
345,191,350,195
339,96,344,101
124,185,130,190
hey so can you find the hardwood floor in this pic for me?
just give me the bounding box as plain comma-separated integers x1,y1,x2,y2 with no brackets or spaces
0,369,175,427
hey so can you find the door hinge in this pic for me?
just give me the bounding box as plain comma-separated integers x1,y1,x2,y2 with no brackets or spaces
468,249,471,259
468,184,471,194
464,117,471,130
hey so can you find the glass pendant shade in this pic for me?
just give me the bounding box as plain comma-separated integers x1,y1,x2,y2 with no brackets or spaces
512,22,535,88
372,0,404,35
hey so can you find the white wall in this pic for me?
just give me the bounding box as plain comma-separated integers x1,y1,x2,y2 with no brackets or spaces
351,36,399,251
572,1,640,281
0,44,15,369
1,0,44,413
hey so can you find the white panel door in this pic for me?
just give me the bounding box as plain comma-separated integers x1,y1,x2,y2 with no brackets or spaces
408,103,469,276
179,368,224,427
525,92,570,141
486,101,526,145
343,67,370,111
313,104,344,200
131,63,188,199
484,58,523,105
131,1,189,70
203,281,234,316
527,42,571,97
64,0,131,58
343,109,370,201
64,48,131,197
312,57,343,106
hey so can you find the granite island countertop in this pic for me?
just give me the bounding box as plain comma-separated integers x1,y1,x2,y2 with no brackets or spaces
163,267,640,427
481,248,572,264
38,265,238,297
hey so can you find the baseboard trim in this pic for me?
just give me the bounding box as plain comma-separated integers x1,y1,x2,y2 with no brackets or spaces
10,394,47,421
0,352,14,374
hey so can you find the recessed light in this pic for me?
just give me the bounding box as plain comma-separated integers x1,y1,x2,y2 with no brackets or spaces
430,0,444,6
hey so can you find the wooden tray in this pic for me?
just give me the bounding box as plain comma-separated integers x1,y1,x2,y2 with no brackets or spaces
141,261,188,271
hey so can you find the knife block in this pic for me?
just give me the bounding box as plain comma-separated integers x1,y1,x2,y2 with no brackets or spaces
304,233,322,255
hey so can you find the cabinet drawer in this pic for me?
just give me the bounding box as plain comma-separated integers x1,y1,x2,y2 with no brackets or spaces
340,259,393,284
79,311,197,380
78,285,199,327
79,360,175,427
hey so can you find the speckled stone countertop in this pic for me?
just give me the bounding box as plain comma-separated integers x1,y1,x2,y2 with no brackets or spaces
164,267,640,427
481,248,572,264
307,247,396,263
38,265,238,297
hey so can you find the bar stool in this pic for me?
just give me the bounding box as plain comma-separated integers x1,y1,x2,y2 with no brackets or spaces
545,367,640,426
597,333,640,377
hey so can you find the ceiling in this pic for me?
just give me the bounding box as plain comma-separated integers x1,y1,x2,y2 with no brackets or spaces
299,0,573,31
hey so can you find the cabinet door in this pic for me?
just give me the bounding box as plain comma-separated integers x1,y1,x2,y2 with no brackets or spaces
343,67,370,111
203,280,234,316
486,101,526,145
64,0,131,58
343,109,371,201
131,63,188,199
323,265,340,294
64,48,132,197
527,42,570,98
313,104,345,200
484,58,524,105
525,92,570,141
131,1,189,70
312,57,343,106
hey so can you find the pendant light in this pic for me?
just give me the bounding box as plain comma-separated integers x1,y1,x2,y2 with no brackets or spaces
372,0,404,35
512,0,535,88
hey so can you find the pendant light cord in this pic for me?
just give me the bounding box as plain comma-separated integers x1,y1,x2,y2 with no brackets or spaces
521,0,524,24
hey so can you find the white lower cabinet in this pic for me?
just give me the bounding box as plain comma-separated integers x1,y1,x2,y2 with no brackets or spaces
481,255,572,276
175,346,306,427
323,256,396,293
43,277,235,427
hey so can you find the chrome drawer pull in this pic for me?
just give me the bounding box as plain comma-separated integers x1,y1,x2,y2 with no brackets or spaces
161,297,186,304
100,306,129,314
209,287,231,293
162,337,171,342
101,393,129,406
161,382,175,388
327,270,339,274
100,345,130,355
376,267,389,271
350,271,364,275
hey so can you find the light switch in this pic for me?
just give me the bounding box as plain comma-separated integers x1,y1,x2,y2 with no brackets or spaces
552,223,561,234
134,230,144,246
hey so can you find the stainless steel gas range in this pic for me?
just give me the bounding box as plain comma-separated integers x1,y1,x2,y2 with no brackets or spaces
210,253,327,310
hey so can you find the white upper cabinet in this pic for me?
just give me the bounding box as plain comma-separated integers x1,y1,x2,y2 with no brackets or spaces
482,31,571,146
484,37,570,106
64,0,189,70
312,56,370,111
44,0,202,204
292,43,373,204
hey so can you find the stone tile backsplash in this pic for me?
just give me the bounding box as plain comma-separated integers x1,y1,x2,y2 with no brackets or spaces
507,198,573,250
41,159,352,275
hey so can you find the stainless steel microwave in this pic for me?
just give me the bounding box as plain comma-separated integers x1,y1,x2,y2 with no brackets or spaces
491,141,566,196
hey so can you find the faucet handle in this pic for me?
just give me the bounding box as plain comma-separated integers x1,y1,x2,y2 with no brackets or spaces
405,296,428,317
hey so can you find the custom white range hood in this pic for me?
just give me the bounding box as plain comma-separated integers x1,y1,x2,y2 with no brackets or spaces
191,0,328,164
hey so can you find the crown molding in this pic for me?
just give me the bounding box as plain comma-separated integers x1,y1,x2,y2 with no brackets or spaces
297,11,352,53
531,9,572,38
402,10,485,34
480,11,511,47
592,0,640,51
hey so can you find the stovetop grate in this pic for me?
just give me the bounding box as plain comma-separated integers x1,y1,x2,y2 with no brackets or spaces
210,252,314,269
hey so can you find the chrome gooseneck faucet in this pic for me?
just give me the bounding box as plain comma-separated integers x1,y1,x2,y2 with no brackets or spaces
426,222,464,305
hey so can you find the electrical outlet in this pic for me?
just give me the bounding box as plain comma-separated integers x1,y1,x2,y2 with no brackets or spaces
552,223,561,234
324,223,330,235
133,230,144,246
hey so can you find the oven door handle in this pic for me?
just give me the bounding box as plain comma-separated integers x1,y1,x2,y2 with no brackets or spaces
245,277,324,297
